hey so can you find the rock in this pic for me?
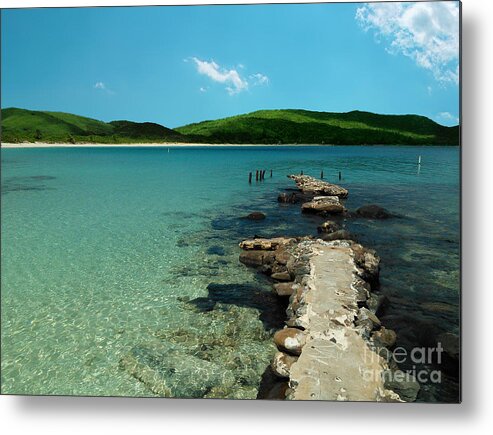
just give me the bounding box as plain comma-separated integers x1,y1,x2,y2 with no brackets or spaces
319,230,354,241
273,282,297,297
358,307,381,329
355,204,392,219
273,328,307,355
372,327,397,348
274,246,292,265
271,271,292,282
239,237,294,251
244,212,266,221
278,192,298,204
383,370,420,402
367,294,390,316
317,220,340,233
239,250,275,267
271,351,298,378
352,244,380,285
288,174,349,198
301,196,345,215
421,302,457,314
120,343,235,398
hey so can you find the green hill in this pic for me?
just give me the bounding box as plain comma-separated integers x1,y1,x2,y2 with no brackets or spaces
1,107,459,145
1,108,184,144
176,109,459,145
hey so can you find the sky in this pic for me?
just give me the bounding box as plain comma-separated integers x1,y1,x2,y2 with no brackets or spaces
1,2,460,127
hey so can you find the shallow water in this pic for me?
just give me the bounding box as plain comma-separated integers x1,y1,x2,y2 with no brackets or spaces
1,145,460,401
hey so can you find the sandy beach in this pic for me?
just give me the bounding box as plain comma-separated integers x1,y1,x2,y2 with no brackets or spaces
1,142,333,149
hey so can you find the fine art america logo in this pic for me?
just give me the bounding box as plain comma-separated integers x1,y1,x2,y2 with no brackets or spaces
363,343,445,384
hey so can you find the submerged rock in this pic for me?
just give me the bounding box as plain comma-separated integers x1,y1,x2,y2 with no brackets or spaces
206,245,226,256
244,212,266,221
120,342,235,398
355,204,392,219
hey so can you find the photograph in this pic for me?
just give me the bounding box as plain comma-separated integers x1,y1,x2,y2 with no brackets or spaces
1,0,461,403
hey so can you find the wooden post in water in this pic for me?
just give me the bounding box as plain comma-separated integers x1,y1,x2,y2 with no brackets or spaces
338,171,342,181
270,169,273,178
256,170,259,182
301,170,304,176
249,172,252,184
418,155,422,165
321,170,324,179
262,170,266,180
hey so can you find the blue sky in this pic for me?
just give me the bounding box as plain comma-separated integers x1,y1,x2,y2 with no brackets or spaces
1,2,460,127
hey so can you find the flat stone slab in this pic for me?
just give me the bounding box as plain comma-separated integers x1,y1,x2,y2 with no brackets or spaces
301,196,345,214
287,243,400,401
288,175,349,198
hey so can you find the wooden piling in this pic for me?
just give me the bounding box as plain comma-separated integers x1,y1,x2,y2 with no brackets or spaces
301,170,304,176
270,170,273,178
338,171,341,180
321,170,324,179
249,172,252,184
256,170,259,182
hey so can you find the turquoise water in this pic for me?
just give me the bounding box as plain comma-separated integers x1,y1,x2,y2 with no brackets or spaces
1,145,460,401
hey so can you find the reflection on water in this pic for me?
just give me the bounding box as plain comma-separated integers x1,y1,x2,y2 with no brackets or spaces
1,146,459,401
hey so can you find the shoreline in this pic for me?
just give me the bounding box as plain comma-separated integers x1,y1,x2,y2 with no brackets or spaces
1,142,459,149
1,142,332,149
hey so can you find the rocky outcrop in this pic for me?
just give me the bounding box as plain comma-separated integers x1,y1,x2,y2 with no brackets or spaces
288,175,349,198
301,196,345,215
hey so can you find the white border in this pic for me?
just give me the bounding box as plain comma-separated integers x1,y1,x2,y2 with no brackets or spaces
2,0,493,433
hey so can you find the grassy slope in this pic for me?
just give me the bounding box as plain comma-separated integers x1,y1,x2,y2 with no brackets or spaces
1,107,459,145
177,109,460,145
1,108,184,143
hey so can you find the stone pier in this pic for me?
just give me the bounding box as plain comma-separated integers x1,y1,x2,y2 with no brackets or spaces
238,174,420,401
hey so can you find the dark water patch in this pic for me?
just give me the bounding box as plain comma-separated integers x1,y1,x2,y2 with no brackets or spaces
188,283,288,332
2,175,57,194
207,245,226,256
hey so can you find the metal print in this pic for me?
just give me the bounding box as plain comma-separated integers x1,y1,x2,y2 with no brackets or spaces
0,1,461,402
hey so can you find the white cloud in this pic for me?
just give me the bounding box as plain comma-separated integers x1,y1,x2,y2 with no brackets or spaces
190,57,268,95
250,73,269,86
356,2,459,84
436,111,459,124
93,81,114,95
